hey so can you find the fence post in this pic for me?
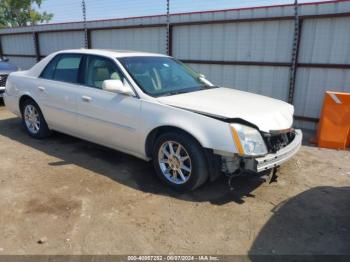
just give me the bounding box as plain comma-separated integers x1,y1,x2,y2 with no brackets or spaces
0,36,3,59
87,29,92,49
82,0,88,48
166,0,172,55
33,32,41,62
168,25,173,56
288,0,302,104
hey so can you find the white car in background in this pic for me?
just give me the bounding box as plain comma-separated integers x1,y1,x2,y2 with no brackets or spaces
4,49,302,191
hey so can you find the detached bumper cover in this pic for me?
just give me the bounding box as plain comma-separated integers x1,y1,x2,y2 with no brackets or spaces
254,129,302,172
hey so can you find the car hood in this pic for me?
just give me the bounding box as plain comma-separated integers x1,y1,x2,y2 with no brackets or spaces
157,87,294,132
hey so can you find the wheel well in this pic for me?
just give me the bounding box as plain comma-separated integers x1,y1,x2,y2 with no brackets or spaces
145,126,203,159
19,95,35,114
145,126,222,182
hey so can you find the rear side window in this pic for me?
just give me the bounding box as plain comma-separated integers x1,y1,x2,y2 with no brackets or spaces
40,55,60,79
53,54,83,84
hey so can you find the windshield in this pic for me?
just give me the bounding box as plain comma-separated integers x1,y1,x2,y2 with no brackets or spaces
118,56,214,97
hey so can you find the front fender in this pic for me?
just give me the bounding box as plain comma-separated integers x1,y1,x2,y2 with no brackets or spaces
140,100,238,156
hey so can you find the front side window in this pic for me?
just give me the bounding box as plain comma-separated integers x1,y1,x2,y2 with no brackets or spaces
53,54,83,84
118,56,214,97
83,55,124,89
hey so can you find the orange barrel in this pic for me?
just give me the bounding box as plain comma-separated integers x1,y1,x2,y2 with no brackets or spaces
317,91,350,149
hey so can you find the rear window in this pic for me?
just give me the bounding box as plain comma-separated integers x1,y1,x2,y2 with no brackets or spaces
40,55,60,79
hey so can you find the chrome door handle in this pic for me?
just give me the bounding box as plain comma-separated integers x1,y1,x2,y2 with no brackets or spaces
38,86,45,91
82,95,92,102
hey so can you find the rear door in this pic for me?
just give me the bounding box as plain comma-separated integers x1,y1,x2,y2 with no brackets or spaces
37,53,83,134
76,55,142,154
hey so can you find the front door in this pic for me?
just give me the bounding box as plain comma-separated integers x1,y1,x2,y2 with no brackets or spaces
77,55,142,154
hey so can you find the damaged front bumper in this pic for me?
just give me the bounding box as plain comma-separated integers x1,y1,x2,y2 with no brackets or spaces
220,129,303,174
251,129,302,172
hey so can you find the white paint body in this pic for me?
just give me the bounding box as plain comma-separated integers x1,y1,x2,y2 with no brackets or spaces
4,49,297,163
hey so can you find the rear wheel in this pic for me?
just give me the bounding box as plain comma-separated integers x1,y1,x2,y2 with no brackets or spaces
152,132,209,192
21,99,51,139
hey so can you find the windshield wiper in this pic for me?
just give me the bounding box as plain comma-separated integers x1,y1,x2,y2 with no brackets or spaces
158,85,219,97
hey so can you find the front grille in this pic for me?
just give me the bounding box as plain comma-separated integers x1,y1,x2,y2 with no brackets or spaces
262,129,295,153
0,74,8,87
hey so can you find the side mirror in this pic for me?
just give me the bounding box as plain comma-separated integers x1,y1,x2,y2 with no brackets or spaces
198,73,213,86
102,79,135,96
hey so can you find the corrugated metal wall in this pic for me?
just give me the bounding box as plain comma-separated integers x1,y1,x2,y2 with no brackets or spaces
299,17,350,64
1,1,350,130
1,34,34,55
1,34,35,69
4,57,37,71
173,20,294,62
173,20,294,101
91,27,166,54
187,64,290,101
39,31,85,56
293,16,350,122
294,68,350,116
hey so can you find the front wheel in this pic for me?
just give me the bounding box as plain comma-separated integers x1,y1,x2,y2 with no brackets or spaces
152,132,209,192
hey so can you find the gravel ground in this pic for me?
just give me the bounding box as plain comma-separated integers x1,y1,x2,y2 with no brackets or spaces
0,102,349,255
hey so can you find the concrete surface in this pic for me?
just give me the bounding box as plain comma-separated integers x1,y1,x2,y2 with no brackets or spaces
0,101,349,255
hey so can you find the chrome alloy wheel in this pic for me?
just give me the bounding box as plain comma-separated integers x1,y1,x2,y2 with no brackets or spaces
158,141,192,184
24,104,40,134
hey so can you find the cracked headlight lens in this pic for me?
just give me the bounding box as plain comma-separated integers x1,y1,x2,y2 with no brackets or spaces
230,123,268,156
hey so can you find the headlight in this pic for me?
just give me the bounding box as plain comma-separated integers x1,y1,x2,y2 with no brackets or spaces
230,123,268,156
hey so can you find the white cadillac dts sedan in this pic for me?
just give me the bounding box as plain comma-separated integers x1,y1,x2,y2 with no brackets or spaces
4,49,302,191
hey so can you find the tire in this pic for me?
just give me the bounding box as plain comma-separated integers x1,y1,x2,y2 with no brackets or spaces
152,131,209,192
21,98,51,139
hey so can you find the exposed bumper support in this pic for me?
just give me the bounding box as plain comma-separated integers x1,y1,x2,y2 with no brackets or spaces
253,129,302,172
219,129,303,174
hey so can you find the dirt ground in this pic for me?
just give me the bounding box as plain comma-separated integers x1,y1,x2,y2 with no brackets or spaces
0,101,349,255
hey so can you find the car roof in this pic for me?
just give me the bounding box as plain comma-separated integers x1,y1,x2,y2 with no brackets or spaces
55,49,169,58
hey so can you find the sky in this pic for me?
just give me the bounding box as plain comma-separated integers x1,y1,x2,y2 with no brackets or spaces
36,0,333,23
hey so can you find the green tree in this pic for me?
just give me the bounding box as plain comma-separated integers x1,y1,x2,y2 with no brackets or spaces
0,0,53,27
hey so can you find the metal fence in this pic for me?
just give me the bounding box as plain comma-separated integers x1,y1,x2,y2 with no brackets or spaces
0,0,350,130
